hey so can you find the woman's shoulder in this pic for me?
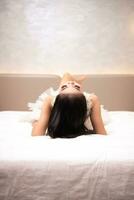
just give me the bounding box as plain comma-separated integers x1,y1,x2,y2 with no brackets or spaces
84,92,98,101
42,95,52,106
41,88,58,106
83,92,99,111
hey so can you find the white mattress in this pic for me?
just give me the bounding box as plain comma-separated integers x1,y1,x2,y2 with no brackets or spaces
0,111,134,200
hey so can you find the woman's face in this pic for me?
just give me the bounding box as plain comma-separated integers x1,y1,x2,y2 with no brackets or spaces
59,81,82,94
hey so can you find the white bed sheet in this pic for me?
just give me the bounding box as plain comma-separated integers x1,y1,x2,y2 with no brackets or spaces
0,111,134,200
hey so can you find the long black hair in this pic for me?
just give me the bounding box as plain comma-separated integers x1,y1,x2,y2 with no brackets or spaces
47,93,95,138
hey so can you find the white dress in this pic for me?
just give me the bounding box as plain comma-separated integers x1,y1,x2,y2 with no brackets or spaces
26,87,110,128
28,87,93,123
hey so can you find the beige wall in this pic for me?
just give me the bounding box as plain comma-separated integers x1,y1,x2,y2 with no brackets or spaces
0,0,134,74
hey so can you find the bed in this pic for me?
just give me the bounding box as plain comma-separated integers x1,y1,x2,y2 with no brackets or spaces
0,74,134,200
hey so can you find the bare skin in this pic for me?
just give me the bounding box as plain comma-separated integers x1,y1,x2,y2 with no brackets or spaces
32,96,52,136
32,73,107,136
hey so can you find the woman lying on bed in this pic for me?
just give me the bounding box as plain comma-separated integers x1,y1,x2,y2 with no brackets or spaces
32,73,107,138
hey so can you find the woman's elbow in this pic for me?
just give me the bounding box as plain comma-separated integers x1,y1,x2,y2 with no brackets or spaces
31,121,45,136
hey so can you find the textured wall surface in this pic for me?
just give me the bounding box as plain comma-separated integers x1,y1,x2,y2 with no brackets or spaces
0,0,134,74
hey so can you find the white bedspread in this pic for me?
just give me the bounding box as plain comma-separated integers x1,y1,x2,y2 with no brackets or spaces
0,111,134,200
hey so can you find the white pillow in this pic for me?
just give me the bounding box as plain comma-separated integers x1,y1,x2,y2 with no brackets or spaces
20,88,111,126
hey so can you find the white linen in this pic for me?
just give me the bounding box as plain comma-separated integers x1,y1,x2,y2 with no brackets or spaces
0,111,134,200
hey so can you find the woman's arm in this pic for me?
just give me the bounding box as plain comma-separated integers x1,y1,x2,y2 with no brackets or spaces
32,96,52,136
90,95,107,135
